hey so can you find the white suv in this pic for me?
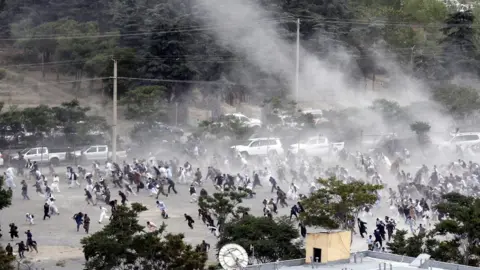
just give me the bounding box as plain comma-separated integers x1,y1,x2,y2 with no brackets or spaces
224,113,262,128
440,132,480,150
231,137,284,157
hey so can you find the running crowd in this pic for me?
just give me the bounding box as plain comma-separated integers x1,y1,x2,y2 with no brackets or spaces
1,144,479,259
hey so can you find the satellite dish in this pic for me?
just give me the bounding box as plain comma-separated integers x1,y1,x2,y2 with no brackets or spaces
218,243,249,270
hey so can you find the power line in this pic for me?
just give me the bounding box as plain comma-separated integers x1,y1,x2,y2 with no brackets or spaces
0,77,111,87
0,50,460,87
1,42,470,69
0,60,87,68
117,77,237,85
2,16,479,41
2,18,294,41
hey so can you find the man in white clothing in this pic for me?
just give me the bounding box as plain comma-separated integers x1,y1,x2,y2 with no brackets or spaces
158,166,167,178
51,174,61,193
98,206,109,223
26,213,34,225
5,167,16,188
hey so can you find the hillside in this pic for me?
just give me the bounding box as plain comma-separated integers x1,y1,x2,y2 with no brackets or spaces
0,67,134,136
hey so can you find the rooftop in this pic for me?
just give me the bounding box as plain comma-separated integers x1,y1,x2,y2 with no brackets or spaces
245,251,478,270
278,257,439,270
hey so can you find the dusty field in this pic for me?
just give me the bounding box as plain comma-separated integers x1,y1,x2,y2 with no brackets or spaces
0,164,409,270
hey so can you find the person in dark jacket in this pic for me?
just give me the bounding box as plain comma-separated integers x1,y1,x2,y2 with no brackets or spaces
43,203,51,220
73,212,83,232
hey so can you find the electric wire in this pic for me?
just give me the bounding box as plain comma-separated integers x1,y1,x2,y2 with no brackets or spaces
2,16,480,41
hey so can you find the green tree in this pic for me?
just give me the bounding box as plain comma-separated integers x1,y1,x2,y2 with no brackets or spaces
21,105,55,134
121,85,168,124
0,106,24,142
387,229,407,255
0,175,13,270
441,10,479,77
387,229,425,257
296,112,315,129
370,99,408,123
410,121,431,146
431,192,480,266
13,19,117,82
81,203,207,270
432,85,480,119
52,100,91,144
50,99,108,153
0,176,12,210
0,244,14,270
405,232,425,257
218,215,304,263
425,238,462,264
198,191,248,230
299,177,382,232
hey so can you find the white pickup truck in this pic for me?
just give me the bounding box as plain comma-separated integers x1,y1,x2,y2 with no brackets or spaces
80,145,127,162
289,136,345,156
13,147,81,165
231,137,284,157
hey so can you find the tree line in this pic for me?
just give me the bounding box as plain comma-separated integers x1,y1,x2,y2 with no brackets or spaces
0,0,478,108
0,99,108,150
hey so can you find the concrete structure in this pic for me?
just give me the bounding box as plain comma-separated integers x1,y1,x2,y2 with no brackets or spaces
186,107,213,127
245,251,480,270
305,230,351,264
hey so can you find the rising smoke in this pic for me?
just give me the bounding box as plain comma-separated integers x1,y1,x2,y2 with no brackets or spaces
193,0,454,145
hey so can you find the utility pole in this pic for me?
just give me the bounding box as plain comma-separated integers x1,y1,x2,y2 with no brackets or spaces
112,59,118,163
175,102,178,127
410,45,416,71
295,18,300,107
41,52,45,80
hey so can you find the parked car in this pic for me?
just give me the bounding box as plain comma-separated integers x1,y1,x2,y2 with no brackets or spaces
289,135,345,156
80,145,127,162
224,113,262,128
231,137,284,157
12,147,81,166
438,132,480,150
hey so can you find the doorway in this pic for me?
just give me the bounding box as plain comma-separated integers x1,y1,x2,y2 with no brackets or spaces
313,248,322,263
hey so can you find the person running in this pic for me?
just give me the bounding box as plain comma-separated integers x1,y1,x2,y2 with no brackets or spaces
98,206,109,224
184,214,195,229
9,223,19,240
21,180,30,200
73,212,84,232
43,203,51,220
25,213,34,225
83,214,91,234
16,241,26,258
146,221,157,232
84,188,96,205
5,243,13,256
166,177,178,194
25,230,38,253
119,191,128,206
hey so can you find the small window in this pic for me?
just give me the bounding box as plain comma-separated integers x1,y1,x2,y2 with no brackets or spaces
98,146,107,152
465,135,479,141
85,147,97,153
307,139,317,145
39,148,47,154
268,140,277,146
318,138,327,144
453,135,479,142
250,141,261,147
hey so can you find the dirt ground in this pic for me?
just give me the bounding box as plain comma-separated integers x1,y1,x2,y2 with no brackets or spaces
0,164,408,270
